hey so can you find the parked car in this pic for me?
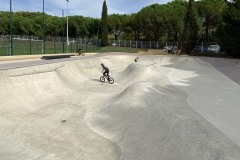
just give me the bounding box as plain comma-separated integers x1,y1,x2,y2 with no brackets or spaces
193,46,207,53
111,43,117,46
164,46,178,54
207,45,220,53
163,46,171,51
120,44,126,47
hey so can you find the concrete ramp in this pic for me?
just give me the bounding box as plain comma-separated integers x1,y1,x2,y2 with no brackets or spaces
88,82,240,160
0,55,240,160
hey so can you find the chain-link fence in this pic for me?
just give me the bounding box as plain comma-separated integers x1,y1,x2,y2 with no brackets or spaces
0,35,221,56
109,40,221,53
108,40,182,50
0,35,101,56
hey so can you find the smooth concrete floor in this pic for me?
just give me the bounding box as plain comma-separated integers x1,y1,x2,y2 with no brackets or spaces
0,54,240,160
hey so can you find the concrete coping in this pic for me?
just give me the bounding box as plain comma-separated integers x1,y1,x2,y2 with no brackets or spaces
0,53,99,62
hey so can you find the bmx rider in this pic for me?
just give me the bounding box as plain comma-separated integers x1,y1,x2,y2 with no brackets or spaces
101,63,109,78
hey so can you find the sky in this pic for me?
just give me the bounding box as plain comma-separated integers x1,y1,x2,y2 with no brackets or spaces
0,0,172,18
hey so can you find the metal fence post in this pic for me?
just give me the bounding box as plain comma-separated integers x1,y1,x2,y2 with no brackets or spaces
54,38,56,54
85,39,87,52
30,38,32,55
76,39,78,53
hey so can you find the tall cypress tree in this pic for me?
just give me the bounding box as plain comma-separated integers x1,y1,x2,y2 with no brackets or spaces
181,0,199,53
101,0,108,47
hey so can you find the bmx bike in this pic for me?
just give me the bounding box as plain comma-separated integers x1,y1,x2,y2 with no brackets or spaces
100,75,114,84
76,49,85,56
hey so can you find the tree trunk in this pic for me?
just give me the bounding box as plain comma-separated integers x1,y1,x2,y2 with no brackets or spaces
174,31,178,42
205,17,209,42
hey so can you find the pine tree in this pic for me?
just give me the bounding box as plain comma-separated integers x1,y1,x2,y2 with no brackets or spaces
101,0,108,47
217,0,240,57
181,0,199,53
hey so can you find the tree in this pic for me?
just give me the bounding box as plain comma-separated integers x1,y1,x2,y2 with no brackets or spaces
216,0,240,57
108,14,128,40
182,0,199,53
165,0,187,42
0,12,9,34
92,19,101,39
197,0,226,42
32,15,43,37
74,16,88,38
20,18,35,35
127,13,144,40
101,0,108,47
139,4,168,41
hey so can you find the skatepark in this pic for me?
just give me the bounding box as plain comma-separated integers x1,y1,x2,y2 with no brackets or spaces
0,53,240,160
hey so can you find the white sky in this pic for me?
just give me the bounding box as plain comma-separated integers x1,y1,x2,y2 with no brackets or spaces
0,0,172,18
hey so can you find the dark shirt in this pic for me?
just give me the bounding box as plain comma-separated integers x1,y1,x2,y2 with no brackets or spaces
103,66,109,72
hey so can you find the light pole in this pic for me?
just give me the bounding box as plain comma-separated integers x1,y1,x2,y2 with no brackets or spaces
42,0,45,54
66,0,69,53
10,0,13,55
62,9,65,53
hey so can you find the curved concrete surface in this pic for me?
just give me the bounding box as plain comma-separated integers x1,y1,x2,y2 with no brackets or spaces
0,54,240,160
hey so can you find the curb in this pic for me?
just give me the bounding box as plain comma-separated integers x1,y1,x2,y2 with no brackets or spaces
0,53,99,62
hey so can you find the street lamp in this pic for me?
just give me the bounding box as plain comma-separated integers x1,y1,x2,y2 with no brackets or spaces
42,0,45,54
66,0,69,53
62,9,65,53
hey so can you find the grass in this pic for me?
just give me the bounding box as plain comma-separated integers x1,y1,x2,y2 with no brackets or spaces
0,40,100,56
1,39,146,56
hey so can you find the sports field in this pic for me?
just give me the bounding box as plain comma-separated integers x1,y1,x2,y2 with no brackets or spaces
0,38,100,56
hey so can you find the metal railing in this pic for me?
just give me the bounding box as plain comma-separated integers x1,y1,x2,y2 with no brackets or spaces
108,40,182,50
108,40,220,53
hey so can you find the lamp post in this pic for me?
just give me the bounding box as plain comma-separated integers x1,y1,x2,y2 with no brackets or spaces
62,9,65,53
66,0,69,53
10,0,13,55
42,0,45,54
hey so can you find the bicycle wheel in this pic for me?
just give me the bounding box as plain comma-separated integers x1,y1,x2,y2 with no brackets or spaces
100,76,105,83
108,77,114,84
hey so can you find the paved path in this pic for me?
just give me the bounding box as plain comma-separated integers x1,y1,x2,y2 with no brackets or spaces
0,53,99,70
